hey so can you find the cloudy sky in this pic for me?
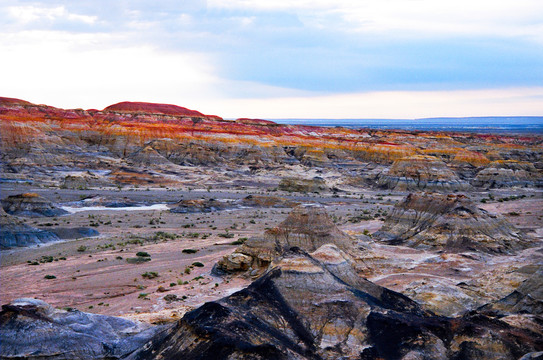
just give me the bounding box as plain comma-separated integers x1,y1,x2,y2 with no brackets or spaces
1,0,542,118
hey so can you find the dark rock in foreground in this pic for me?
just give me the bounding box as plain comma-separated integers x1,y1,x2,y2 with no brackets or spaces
0,298,169,360
130,247,543,360
375,192,530,254
1,193,68,217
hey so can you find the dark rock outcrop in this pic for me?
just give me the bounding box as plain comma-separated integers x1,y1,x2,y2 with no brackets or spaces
375,192,529,254
0,298,168,360
1,193,68,217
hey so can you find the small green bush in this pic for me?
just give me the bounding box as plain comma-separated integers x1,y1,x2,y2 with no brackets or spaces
136,251,150,257
182,249,198,254
44,275,56,279
192,262,204,267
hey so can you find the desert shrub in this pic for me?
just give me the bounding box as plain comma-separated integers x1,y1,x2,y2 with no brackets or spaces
218,233,235,238
192,262,204,267
77,246,87,252
44,275,56,279
136,251,150,257
126,257,151,264
141,271,159,279
182,249,198,254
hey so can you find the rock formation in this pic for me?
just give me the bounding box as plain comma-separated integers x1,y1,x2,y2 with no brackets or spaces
377,155,470,191
278,177,327,193
472,160,543,188
479,265,543,316
240,195,299,208
375,192,529,254
216,204,354,275
130,247,543,360
0,206,98,248
170,198,231,213
0,298,167,359
1,193,68,217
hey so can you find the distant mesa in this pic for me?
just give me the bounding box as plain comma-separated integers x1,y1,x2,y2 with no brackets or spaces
103,101,222,119
375,192,530,254
235,118,278,126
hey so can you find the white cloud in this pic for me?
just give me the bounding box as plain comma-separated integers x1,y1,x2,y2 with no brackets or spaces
7,5,97,24
0,31,219,110
208,0,543,41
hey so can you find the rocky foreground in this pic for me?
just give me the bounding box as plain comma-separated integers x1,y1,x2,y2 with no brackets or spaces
1,205,542,359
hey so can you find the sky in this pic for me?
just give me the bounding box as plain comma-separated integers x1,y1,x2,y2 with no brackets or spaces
1,0,542,119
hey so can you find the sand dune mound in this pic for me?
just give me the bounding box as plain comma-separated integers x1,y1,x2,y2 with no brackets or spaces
375,192,530,254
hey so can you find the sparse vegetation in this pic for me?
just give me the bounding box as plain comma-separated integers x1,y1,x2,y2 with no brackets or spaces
182,248,198,254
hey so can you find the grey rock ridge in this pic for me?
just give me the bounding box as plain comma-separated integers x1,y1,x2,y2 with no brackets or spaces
129,246,543,360
0,207,60,249
375,192,530,254
0,298,169,360
472,160,543,188
1,193,68,217
375,155,471,192
0,207,98,248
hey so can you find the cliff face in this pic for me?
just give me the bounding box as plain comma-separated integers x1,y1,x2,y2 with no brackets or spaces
376,192,530,254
